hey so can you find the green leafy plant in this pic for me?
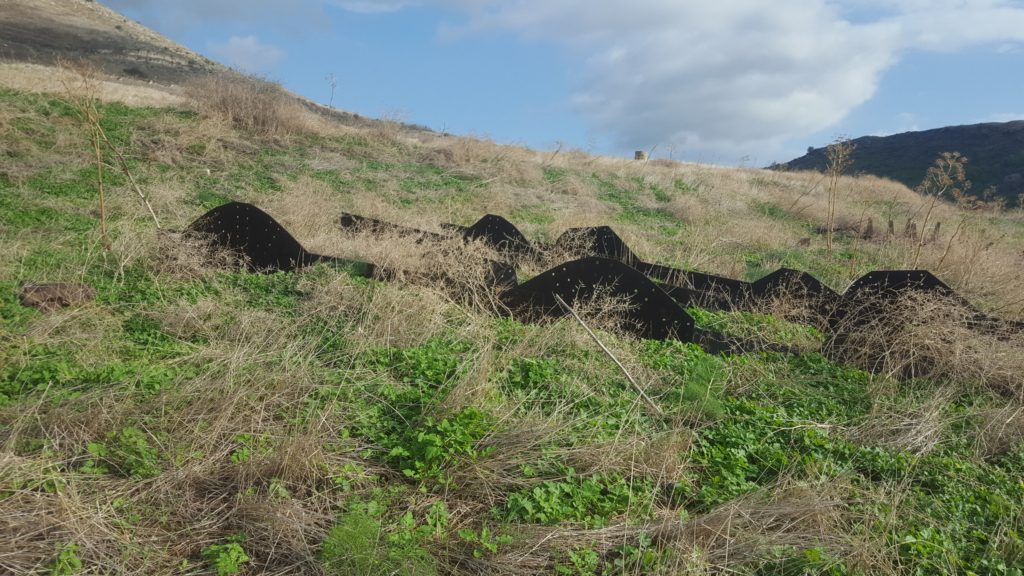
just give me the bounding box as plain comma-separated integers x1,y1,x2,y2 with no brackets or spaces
387,407,495,487
609,533,660,575
457,526,513,558
321,503,437,576
201,534,250,576
48,543,82,576
554,546,600,576
229,433,273,464
83,427,162,479
687,307,824,350
504,469,654,527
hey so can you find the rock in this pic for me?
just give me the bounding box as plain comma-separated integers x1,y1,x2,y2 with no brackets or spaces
19,282,97,311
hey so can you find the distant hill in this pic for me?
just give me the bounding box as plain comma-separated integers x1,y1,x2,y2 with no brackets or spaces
0,0,222,84
0,0,387,130
778,122,1024,206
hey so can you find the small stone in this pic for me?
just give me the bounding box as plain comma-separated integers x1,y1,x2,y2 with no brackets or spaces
19,283,97,312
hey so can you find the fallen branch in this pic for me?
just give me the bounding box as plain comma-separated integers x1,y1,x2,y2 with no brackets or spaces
553,294,664,416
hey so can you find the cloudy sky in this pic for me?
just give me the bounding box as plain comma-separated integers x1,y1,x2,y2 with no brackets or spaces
100,0,1024,165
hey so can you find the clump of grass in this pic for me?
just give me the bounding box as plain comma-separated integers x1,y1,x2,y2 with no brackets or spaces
184,73,312,138
828,291,1024,400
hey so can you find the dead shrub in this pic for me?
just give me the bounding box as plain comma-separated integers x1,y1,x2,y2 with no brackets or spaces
847,382,956,455
184,73,311,138
827,291,1024,400
972,405,1024,459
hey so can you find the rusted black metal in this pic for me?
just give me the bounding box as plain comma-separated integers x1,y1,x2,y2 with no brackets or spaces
189,205,1022,356
462,214,538,258
339,212,449,243
748,268,841,318
829,270,955,330
555,226,637,264
186,202,339,272
500,256,695,342
844,270,954,298
554,226,749,309
645,264,750,309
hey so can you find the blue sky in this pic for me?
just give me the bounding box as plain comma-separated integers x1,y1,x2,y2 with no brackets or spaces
101,0,1024,166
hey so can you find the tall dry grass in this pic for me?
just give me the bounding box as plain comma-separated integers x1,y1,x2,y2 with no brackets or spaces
827,291,1024,401
183,73,313,138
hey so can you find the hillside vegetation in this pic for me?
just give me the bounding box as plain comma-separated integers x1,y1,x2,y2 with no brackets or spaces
3,74,1024,575
779,122,1024,207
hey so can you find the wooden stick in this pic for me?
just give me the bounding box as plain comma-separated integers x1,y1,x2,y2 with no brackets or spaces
93,121,161,229
553,294,664,416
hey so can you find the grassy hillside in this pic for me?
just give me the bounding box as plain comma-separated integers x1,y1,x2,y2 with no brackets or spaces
3,77,1024,575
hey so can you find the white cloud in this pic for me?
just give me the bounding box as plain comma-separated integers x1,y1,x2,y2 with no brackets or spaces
103,0,1024,158
208,36,286,73
431,0,1024,157
330,0,420,12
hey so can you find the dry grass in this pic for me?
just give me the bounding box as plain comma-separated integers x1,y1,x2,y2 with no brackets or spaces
0,277,377,574
183,73,314,138
847,382,957,456
432,477,863,576
0,62,187,108
827,291,1024,401
4,75,1024,575
972,405,1024,459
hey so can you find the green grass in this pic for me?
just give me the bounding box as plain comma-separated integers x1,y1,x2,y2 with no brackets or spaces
2,86,1023,575
509,205,555,226
688,307,825,350
593,174,685,236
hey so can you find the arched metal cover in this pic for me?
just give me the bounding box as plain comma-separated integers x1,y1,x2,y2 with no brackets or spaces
187,205,1021,351
339,212,448,243
844,270,954,298
186,202,322,272
462,214,537,258
500,256,694,342
749,268,840,315
555,226,638,264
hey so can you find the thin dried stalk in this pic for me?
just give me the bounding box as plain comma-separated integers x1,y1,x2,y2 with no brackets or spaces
553,294,663,416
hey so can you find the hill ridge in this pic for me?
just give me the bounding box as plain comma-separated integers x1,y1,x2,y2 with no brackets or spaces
779,120,1024,206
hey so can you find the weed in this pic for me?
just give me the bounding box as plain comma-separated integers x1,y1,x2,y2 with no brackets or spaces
824,137,855,253
321,502,438,576
184,73,310,137
92,426,162,479
554,546,600,576
543,166,568,183
457,526,514,558
608,532,661,575
687,307,824,350
593,174,684,235
504,468,655,527
201,534,250,576
387,407,496,487
48,543,83,576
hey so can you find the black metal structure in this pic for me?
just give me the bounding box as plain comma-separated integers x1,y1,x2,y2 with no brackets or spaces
187,202,342,272
188,203,1023,354
499,256,695,342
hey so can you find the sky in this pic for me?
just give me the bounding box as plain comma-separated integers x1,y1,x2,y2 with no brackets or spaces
100,0,1024,166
